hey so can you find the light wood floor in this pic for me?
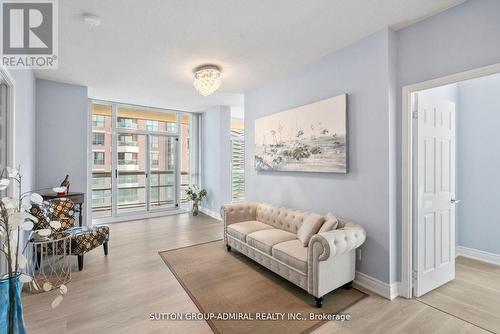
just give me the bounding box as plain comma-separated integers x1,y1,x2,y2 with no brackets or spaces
418,256,500,333
22,214,490,334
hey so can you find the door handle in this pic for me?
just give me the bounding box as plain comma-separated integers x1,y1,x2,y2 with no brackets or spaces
450,198,461,204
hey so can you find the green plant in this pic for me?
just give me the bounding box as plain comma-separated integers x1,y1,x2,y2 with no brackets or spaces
185,185,207,202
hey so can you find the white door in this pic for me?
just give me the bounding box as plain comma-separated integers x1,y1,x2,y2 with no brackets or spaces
415,90,456,297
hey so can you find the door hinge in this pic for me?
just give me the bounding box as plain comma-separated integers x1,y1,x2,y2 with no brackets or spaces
412,270,417,282
412,110,418,120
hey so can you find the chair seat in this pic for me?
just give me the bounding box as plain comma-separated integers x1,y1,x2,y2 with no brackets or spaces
246,229,297,255
67,225,109,256
272,239,308,273
227,221,274,242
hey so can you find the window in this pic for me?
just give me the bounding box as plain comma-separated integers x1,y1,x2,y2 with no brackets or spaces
118,134,138,146
92,114,105,128
93,152,105,165
92,189,111,206
118,174,138,184
117,117,138,129
150,136,159,149
231,126,245,201
151,152,159,166
118,188,139,204
118,152,137,165
92,132,105,146
166,122,176,132
147,120,159,131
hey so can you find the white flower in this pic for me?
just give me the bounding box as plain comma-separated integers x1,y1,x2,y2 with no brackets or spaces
49,221,61,229
20,220,34,231
0,178,10,191
36,229,52,237
51,295,63,308
30,193,43,205
59,284,67,295
6,167,18,178
19,274,33,283
10,212,38,227
17,254,27,269
2,197,16,209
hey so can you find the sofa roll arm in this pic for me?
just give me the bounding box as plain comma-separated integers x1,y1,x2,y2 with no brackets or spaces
309,224,366,261
221,202,258,227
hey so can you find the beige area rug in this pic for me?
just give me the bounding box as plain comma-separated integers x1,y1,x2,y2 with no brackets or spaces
417,256,500,333
159,240,367,334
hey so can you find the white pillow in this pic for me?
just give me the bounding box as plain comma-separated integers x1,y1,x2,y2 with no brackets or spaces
297,213,325,246
318,213,339,233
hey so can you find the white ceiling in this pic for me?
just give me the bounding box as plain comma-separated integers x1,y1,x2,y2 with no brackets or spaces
34,0,465,117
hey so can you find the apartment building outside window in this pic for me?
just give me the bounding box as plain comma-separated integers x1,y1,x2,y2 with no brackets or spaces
93,152,105,165
92,114,105,128
92,132,105,146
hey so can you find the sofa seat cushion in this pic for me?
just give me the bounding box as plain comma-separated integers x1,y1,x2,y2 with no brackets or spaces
227,221,274,242
272,239,308,273
246,229,297,254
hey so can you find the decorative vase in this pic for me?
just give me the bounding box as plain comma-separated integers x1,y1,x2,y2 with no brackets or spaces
0,275,27,334
192,200,199,216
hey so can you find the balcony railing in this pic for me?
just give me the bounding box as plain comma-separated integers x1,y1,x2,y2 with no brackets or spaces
118,141,138,147
118,159,138,165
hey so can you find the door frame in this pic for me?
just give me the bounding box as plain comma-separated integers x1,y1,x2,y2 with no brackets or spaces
0,65,15,177
401,62,500,298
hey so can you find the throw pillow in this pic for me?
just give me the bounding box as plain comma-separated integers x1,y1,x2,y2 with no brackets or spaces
318,213,339,233
297,213,325,246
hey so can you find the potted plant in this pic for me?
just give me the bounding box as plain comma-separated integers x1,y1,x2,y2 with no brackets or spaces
185,185,207,216
0,167,67,334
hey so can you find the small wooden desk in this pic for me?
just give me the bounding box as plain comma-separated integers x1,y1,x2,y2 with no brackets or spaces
41,192,85,227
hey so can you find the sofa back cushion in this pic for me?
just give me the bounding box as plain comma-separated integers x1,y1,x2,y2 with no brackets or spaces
297,213,325,246
256,203,311,234
318,212,339,233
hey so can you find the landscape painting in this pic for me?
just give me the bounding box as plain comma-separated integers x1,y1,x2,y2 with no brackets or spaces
254,94,347,173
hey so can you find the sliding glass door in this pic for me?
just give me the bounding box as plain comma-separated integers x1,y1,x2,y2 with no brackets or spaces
91,102,190,222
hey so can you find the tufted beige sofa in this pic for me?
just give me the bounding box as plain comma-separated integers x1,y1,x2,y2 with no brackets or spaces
221,202,366,307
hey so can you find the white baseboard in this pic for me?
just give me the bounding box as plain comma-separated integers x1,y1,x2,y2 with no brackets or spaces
354,271,399,300
199,207,222,221
456,246,500,266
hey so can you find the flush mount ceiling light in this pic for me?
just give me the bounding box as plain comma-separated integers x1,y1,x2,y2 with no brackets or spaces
193,65,222,96
82,13,101,27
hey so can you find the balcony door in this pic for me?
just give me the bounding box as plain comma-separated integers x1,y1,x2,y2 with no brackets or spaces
91,102,189,222
115,132,178,216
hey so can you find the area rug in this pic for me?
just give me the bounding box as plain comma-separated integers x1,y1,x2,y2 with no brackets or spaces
159,240,367,334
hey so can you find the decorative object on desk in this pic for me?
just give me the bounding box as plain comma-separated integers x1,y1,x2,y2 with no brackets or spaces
255,94,348,173
52,186,67,196
185,185,207,216
59,174,70,194
0,166,67,334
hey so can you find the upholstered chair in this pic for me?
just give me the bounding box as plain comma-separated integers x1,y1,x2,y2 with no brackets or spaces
30,198,110,271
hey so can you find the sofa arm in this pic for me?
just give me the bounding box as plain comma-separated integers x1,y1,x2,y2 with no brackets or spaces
308,224,366,260
307,223,366,296
221,203,258,243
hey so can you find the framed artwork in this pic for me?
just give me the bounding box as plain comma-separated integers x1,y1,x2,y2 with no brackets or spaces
254,94,347,173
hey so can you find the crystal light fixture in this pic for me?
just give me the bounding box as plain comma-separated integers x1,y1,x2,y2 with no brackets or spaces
193,65,222,96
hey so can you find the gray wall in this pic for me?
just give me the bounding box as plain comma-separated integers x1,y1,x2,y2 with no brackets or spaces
35,79,89,223
245,29,396,283
245,0,500,284
395,0,500,280
10,70,36,193
456,74,500,255
200,106,231,217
